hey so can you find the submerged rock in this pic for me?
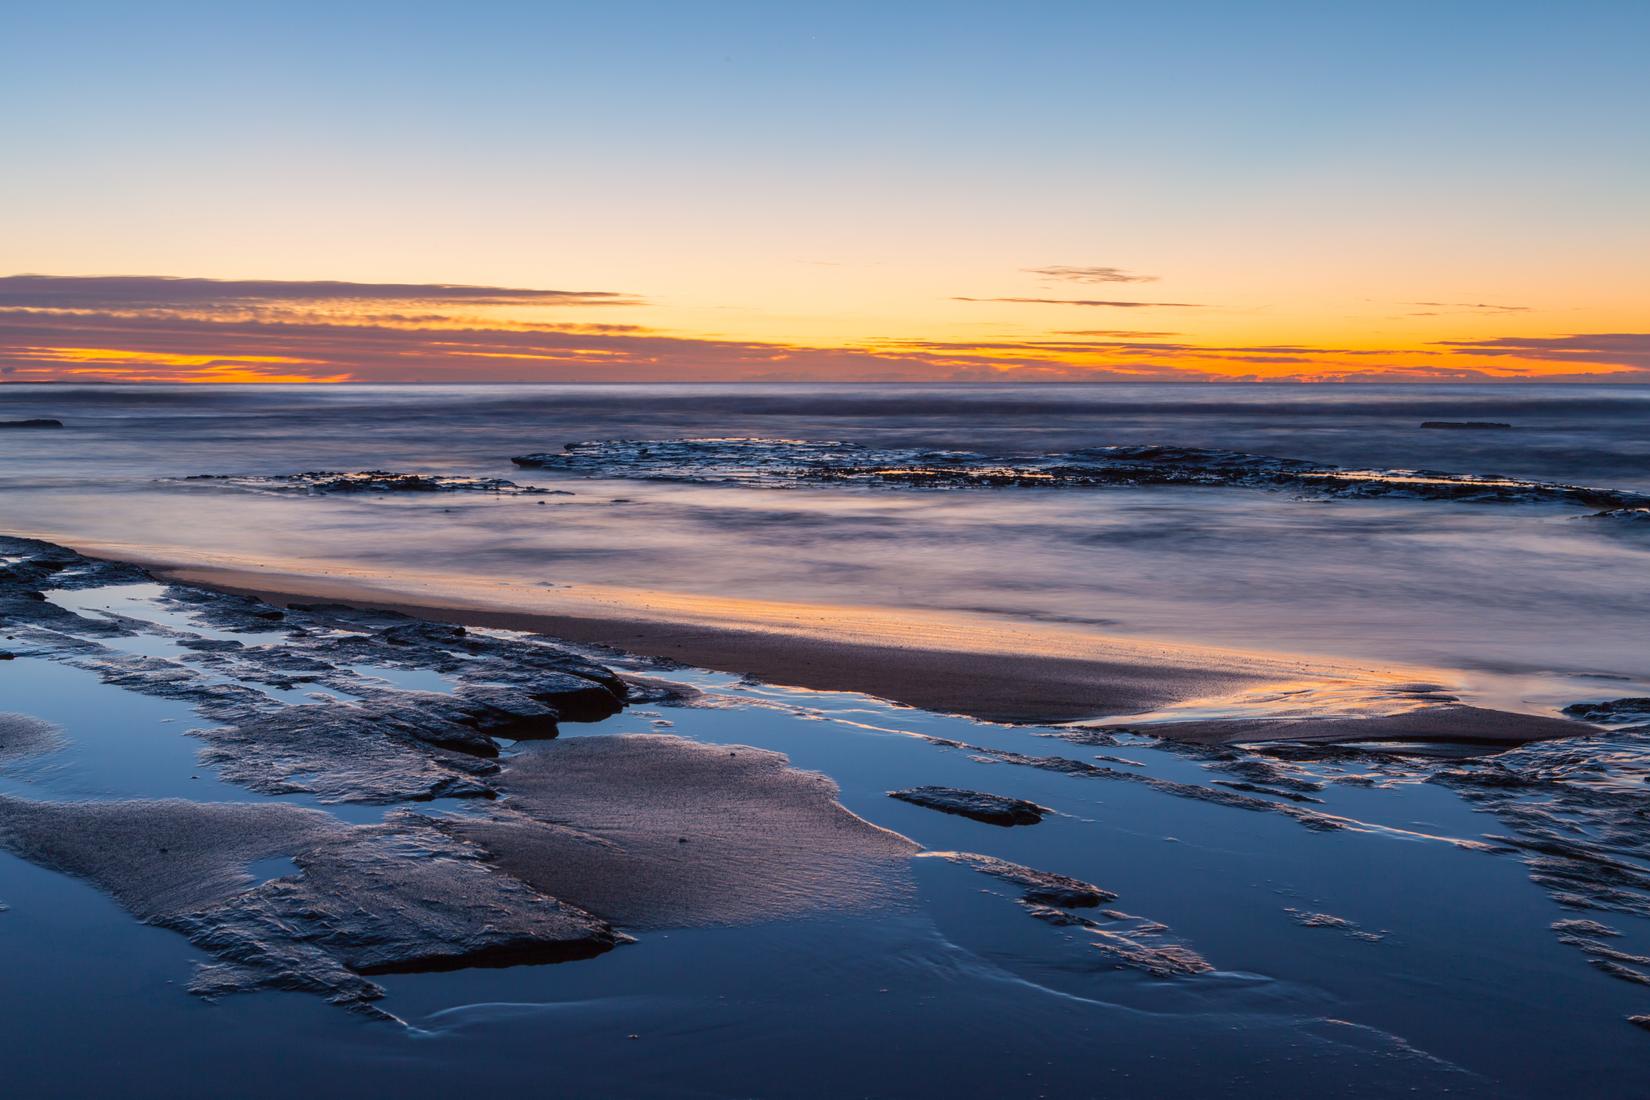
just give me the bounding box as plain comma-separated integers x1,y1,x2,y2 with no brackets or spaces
1286,908,1388,942
889,785,1049,826
512,437,1650,512
1024,904,1214,977
181,470,567,496
923,851,1115,907
0,796,623,1016
1586,506,1650,527
195,701,503,804
0,537,930,1018
919,848,1209,977
0,536,630,804
1562,698,1650,727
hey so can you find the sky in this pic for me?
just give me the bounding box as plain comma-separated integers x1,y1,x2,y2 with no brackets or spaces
2,1,1646,384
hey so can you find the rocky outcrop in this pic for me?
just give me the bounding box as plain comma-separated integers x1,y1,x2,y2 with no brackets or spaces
0,796,624,1017
1563,698,1650,727
511,437,1650,512
181,470,567,495
0,536,923,1016
922,851,1114,907
889,785,1049,826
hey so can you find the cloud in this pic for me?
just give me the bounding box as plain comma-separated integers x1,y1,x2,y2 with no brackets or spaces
1435,333,1650,371
0,307,1222,384
952,297,1202,308
1058,330,1180,338
0,274,1641,384
0,274,641,310
1402,301,1530,316
1024,266,1157,284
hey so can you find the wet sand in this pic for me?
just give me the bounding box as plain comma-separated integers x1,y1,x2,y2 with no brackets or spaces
145,561,1342,724
125,558,1591,745
1107,704,1595,748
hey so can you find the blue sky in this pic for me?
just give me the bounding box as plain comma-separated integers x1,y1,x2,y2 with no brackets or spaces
2,2,1646,382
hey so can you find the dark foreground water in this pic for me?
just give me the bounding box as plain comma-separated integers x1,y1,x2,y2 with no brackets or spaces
1,384,1649,1096
5,579,1650,1097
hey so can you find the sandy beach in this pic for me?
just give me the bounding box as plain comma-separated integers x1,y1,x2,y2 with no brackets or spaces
130,557,1595,747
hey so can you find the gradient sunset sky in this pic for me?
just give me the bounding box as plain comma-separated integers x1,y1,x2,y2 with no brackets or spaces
3,2,1646,383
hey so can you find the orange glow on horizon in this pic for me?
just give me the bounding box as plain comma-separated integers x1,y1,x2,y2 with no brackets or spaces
1,278,1644,383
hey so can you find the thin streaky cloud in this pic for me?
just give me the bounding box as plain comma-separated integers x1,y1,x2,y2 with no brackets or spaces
953,297,1202,308
1058,329,1180,338
1024,266,1158,284
1403,301,1530,315
1,273,1642,383
0,275,642,309
1436,333,1650,370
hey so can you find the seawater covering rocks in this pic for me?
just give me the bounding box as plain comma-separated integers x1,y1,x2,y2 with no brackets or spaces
180,470,568,495
512,437,1650,513
3,531,1644,1036
0,796,625,1017
918,850,1215,976
916,710,1650,974
1563,698,1650,727
0,535,916,1015
924,850,1115,907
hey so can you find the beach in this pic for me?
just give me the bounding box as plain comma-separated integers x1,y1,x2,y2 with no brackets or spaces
1,382,1648,1096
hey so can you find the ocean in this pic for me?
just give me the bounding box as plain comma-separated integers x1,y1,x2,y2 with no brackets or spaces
2,382,1648,1096
3,382,1647,694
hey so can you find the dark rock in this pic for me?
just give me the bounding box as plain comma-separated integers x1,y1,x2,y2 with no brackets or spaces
1591,959,1650,986
925,851,1114,907
1285,907,1387,941
620,675,704,707
1419,421,1513,430
182,470,568,496
0,418,63,429
512,437,1650,512
1023,903,1214,976
1563,698,1650,726
1586,506,1650,526
0,536,630,803
0,535,934,1018
889,785,1049,826
196,700,503,804
0,796,623,1017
